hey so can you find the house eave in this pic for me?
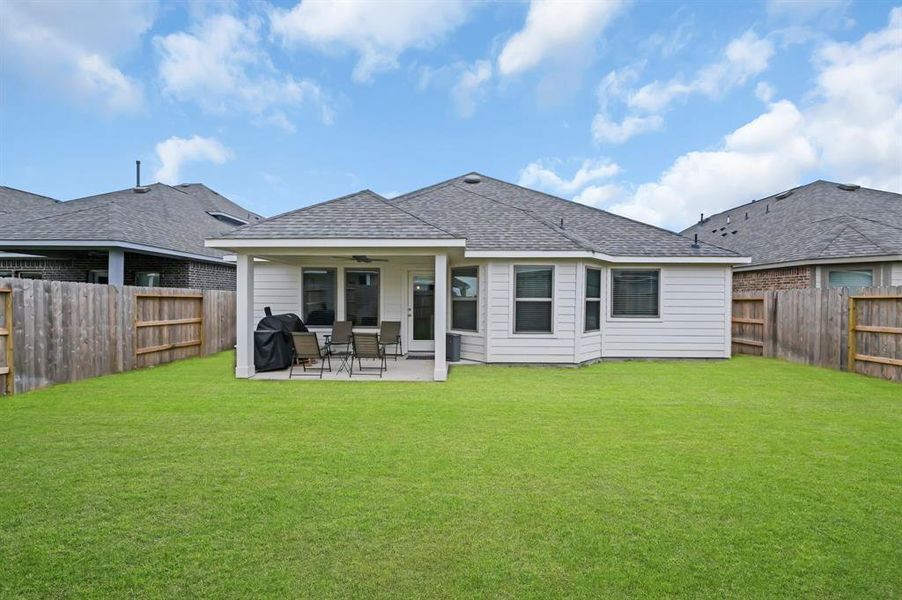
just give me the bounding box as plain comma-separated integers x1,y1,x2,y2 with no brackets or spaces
0,240,230,265
463,250,750,264
734,254,902,271
206,237,467,250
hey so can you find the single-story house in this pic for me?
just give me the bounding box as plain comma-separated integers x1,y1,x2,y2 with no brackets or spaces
0,181,261,290
681,180,902,292
207,173,749,381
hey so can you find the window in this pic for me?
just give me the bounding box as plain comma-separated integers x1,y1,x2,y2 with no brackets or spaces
17,271,43,280
345,269,379,327
136,272,160,287
514,266,553,333
88,270,108,284
828,268,873,289
451,266,478,331
611,269,659,318
302,268,336,326
0,271,11,278
585,268,601,331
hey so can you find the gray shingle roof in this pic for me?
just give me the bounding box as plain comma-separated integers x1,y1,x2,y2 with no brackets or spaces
0,186,59,218
680,180,902,267
217,173,736,258
391,173,737,257
219,190,458,240
0,183,262,260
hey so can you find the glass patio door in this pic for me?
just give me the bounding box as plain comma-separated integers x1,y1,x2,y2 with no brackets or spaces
407,271,435,352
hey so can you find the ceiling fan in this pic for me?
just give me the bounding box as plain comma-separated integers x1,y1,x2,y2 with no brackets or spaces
330,255,389,263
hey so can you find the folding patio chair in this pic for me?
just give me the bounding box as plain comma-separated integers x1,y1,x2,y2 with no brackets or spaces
349,332,387,378
379,320,402,360
289,332,331,379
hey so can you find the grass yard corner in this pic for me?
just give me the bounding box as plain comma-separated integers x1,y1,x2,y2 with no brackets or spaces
1,352,900,597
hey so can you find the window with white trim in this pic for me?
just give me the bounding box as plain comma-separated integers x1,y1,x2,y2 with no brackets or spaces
451,266,478,331
585,268,601,331
514,265,553,333
611,269,659,318
136,272,160,287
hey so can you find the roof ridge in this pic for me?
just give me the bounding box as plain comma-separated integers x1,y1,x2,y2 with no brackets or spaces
391,173,474,203
0,185,59,202
372,192,461,239
444,181,595,252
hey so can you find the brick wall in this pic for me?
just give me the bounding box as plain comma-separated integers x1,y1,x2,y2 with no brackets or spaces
0,251,235,290
0,254,107,281
187,260,236,290
733,266,814,293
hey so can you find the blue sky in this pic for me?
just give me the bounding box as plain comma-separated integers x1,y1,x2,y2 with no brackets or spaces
1,0,900,230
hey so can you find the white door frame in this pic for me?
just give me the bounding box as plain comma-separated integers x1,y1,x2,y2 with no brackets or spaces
406,269,436,353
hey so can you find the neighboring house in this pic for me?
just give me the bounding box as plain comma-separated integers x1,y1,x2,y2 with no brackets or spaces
681,181,902,293
206,173,749,381
0,183,262,290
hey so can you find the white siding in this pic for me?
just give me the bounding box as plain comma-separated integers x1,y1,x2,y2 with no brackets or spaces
602,265,730,358
253,261,301,325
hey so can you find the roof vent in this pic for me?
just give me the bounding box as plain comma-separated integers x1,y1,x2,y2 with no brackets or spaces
463,174,482,184
837,183,860,191
775,190,793,200
133,186,151,194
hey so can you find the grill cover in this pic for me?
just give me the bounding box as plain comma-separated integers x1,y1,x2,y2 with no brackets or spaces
253,311,308,372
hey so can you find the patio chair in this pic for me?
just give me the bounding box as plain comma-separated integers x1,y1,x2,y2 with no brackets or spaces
379,320,402,360
289,332,331,379
350,332,386,378
324,320,353,373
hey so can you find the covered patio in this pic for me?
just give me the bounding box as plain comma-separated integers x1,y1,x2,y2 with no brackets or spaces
251,354,437,382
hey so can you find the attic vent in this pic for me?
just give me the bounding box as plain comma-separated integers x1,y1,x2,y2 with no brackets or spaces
732,230,738,235
133,186,151,194
837,183,860,191
745,212,749,220
463,174,482,184
726,216,731,224
775,190,793,200
207,211,248,226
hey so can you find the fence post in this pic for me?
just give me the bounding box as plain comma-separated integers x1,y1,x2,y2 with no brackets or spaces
1,287,12,395
847,296,856,373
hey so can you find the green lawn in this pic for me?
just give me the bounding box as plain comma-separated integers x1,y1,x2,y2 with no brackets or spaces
1,354,900,598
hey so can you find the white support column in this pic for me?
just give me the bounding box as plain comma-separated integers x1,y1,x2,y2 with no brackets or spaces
236,254,256,378
433,253,448,381
108,248,125,286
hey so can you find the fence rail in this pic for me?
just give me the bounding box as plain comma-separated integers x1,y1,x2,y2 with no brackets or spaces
0,278,236,395
0,288,12,395
733,286,902,383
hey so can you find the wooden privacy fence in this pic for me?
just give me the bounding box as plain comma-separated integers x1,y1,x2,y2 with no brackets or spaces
0,277,236,395
732,286,902,382
1,287,12,395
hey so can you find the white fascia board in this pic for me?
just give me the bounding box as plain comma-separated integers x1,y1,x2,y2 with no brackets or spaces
735,254,902,271
206,238,467,249
464,249,750,264
0,239,230,264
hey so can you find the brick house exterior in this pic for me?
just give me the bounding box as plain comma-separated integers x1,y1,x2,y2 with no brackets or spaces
1,183,260,290
732,266,814,293
0,252,237,290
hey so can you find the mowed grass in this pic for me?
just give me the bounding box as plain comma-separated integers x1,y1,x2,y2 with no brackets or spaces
1,353,900,598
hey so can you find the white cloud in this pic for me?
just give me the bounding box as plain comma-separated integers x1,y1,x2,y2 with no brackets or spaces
592,114,664,144
519,159,620,195
755,81,776,102
628,31,775,112
156,14,333,129
270,0,470,82
154,135,232,184
0,0,154,114
573,184,626,207
450,60,493,118
497,0,627,77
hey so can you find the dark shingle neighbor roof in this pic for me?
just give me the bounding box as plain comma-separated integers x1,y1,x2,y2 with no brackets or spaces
0,186,59,217
390,173,737,257
219,190,459,240
680,180,902,267
0,183,262,260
